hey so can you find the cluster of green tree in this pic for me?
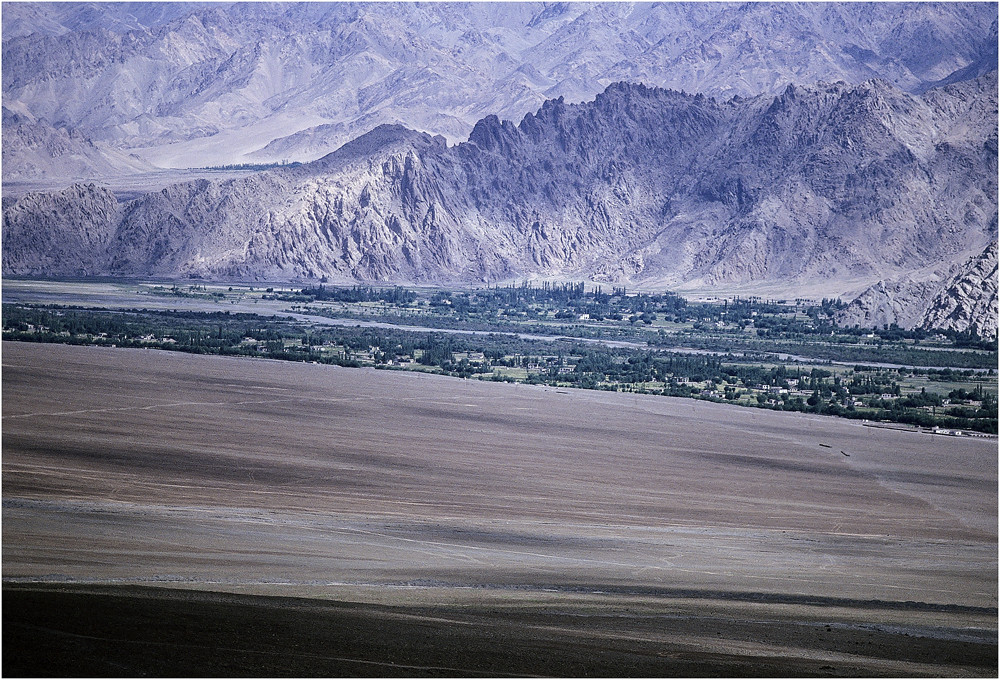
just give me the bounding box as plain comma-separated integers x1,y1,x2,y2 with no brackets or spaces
826,323,995,350
811,297,850,316
748,317,928,341
295,281,691,325
563,347,997,433
944,329,998,351
293,285,417,304
650,331,996,369
202,161,301,171
5,303,996,433
150,285,226,300
923,367,992,380
752,316,833,336
489,281,591,303
948,386,988,402
843,372,900,395
422,284,688,320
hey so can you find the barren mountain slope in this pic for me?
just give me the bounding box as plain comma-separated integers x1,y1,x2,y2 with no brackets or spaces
2,108,155,181
4,75,996,320
3,2,995,171
920,242,999,341
2,183,121,276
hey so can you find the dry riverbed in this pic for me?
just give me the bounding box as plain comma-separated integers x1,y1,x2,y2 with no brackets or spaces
2,341,996,676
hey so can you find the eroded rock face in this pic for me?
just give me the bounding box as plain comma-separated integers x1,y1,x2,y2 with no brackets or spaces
834,279,943,331
920,242,999,340
2,183,121,276
836,241,998,340
3,76,997,338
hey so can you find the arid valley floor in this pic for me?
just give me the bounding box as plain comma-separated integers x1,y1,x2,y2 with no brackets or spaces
3,341,997,676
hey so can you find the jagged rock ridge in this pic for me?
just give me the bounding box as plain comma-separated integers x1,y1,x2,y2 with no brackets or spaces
5,75,996,333
3,2,995,172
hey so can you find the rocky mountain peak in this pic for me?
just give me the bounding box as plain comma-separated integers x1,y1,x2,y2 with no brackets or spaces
4,74,994,317
5,2,994,171
312,124,447,170
468,114,520,152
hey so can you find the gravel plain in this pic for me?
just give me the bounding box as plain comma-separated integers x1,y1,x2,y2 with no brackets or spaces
2,341,996,676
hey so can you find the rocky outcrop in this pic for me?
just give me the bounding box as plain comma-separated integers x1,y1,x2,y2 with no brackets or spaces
834,278,944,331
920,242,998,340
836,241,998,340
3,76,997,337
2,183,120,276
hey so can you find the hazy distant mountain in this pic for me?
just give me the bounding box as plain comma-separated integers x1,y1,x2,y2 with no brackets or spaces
2,107,155,181
3,2,996,172
5,75,995,317
0,1,206,39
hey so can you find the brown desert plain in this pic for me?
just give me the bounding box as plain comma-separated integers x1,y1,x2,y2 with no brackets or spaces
2,340,997,677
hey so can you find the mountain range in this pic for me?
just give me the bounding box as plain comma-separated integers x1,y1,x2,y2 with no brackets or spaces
1,2,997,339
5,73,996,335
3,2,996,173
